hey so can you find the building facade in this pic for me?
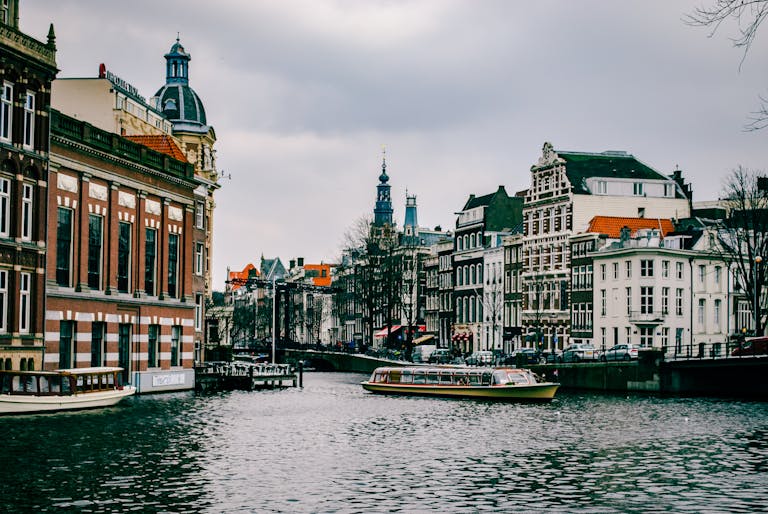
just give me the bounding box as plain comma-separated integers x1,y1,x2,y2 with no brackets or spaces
46,110,200,392
0,1,57,370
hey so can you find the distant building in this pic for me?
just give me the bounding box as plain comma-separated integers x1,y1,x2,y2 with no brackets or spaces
522,142,692,351
0,0,58,370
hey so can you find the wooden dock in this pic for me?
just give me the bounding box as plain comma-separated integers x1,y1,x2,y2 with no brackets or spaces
195,362,301,393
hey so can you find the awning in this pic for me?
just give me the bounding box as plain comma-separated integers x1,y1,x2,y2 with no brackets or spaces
452,332,473,342
413,334,435,345
373,325,402,338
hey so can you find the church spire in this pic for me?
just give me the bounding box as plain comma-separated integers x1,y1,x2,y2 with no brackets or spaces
373,147,393,227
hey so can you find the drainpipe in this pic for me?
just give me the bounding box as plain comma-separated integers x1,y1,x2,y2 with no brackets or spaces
689,256,694,356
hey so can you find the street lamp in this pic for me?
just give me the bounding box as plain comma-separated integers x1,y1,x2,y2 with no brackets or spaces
755,256,762,336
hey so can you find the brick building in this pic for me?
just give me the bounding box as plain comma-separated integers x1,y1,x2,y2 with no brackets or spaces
0,0,57,370
45,110,201,392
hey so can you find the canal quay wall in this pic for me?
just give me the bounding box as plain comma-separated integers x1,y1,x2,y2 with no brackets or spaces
284,349,768,398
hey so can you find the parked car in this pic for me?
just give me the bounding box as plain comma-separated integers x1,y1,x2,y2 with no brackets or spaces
428,348,453,364
731,336,768,357
505,348,546,365
559,344,597,362
465,351,494,366
599,343,639,361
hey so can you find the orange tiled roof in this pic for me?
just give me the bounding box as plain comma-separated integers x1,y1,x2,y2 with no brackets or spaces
125,134,188,163
587,216,674,238
303,264,332,287
229,263,258,291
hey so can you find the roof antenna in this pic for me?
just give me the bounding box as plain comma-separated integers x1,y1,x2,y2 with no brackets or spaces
176,32,180,43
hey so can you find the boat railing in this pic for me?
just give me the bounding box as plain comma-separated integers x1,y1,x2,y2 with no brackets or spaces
197,361,292,377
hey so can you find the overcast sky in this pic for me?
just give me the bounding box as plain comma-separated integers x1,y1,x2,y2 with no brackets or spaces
22,0,768,289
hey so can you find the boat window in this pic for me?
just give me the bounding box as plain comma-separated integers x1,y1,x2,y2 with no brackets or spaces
492,371,509,385
390,370,402,383
373,372,385,383
439,373,453,384
426,373,439,384
399,372,412,384
481,372,492,386
508,372,531,384
413,372,426,384
468,374,480,385
62,377,72,395
39,376,50,393
49,376,61,393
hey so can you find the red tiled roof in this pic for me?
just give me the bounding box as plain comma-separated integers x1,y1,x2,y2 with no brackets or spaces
229,263,259,291
125,134,188,163
587,216,674,238
303,264,332,287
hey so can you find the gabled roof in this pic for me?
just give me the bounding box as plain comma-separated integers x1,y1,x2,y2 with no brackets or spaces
587,216,674,238
125,134,187,162
556,150,681,197
260,256,287,281
228,263,258,291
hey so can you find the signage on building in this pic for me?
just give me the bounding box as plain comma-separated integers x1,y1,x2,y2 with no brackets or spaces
99,63,146,102
152,373,186,387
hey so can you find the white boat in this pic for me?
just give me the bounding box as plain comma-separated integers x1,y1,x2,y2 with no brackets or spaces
0,367,136,415
362,366,559,401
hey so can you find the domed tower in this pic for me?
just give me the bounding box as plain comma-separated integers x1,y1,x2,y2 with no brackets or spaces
373,152,393,227
152,37,217,181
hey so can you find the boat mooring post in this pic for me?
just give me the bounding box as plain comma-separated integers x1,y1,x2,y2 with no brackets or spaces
298,361,303,388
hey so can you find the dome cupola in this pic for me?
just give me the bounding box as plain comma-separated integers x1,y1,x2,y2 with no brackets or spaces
153,37,208,134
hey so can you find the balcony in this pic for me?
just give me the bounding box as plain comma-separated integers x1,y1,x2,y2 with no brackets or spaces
628,310,666,324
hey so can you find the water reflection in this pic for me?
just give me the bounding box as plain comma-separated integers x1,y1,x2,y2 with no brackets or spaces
0,373,766,513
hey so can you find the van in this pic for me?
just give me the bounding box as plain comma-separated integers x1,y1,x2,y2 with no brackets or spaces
412,344,437,363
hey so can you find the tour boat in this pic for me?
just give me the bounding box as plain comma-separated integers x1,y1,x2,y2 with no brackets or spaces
361,366,559,401
0,367,136,415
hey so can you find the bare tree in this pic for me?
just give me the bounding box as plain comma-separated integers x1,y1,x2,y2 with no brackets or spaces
686,0,768,130
713,166,768,334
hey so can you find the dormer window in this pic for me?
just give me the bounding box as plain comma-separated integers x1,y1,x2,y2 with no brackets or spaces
633,182,644,196
596,180,607,194
664,183,674,197
164,99,177,111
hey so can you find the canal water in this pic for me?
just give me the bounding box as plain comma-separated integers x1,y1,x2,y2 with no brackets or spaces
1,372,767,513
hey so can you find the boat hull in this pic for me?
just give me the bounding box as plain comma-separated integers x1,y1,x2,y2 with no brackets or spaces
361,382,558,401
0,386,136,415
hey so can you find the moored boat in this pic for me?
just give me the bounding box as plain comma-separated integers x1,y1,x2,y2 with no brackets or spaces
0,367,136,415
361,366,559,401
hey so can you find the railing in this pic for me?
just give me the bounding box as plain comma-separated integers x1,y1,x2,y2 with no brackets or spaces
197,361,292,377
628,310,666,323
663,341,767,361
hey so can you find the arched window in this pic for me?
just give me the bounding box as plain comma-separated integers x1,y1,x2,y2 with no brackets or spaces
470,233,475,248
463,266,469,285
20,358,26,371
478,264,483,283
470,297,475,322
471,265,476,284
477,231,483,247
4,358,11,370
478,299,483,322
463,235,468,249
27,358,34,371
464,298,470,323
456,297,463,322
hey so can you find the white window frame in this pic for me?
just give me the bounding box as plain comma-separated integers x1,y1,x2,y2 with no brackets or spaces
0,177,9,237
195,200,204,229
0,269,6,333
0,82,12,142
633,182,644,196
195,293,203,331
19,272,30,334
195,242,204,276
21,183,33,241
23,91,34,149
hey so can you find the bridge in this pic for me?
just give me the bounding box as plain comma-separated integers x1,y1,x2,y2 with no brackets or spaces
281,349,409,374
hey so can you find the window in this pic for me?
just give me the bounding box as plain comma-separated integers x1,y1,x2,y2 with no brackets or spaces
0,82,12,141
91,322,104,367
23,92,34,149
601,289,606,316
171,325,181,366
626,287,632,316
56,208,73,287
600,264,606,281
168,234,179,297
640,259,654,277
641,286,653,314
676,262,684,280
195,200,204,229
195,243,204,276
662,287,669,314
675,328,683,353
638,207,645,218
714,266,722,290
21,184,32,241
662,327,669,348
626,327,632,344
698,265,706,284
0,177,8,237
633,182,644,196
145,228,157,296
698,299,706,325
59,321,74,369
195,293,203,331
117,222,131,293
662,260,670,278
87,214,103,290
613,262,619,280
596,180,607,194
664,183,674,197
601,327,606,347
640,327,653,348
148,324,159,367
19,272,30,333
0,269,5,332
625,261,632,279
714,299,722,328
676,288,684,316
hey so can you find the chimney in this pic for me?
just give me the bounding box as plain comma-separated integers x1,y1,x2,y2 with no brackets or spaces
297,257,304,267
289,259,295,269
